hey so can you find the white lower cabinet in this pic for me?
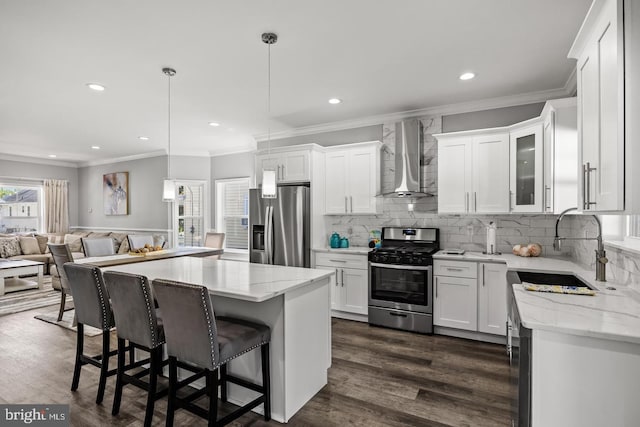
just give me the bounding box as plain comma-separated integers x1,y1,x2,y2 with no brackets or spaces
314,252,368,316
434,275,478,331
477,262,507,335
434,259,507,338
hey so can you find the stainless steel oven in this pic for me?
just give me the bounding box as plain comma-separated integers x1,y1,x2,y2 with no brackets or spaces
367,227,438,334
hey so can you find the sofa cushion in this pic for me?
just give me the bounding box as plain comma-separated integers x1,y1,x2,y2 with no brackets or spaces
19,236,41,255
64,234,83,253
33,234,49,254
87,231,111,239
0,237,22,258
45,234,65,253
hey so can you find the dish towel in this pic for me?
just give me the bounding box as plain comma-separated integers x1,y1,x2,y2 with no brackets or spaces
522,282,596,296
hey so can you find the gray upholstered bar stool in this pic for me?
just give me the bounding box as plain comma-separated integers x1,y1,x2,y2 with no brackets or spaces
81,237,116,257
152,279,271,426
48,243,75,322
63,263,121,404
103,271,168,427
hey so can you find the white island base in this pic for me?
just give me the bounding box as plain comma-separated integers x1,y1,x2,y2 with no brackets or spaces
210,278,331,422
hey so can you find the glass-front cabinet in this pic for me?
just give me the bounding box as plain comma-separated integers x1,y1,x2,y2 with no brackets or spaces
510,121,543,213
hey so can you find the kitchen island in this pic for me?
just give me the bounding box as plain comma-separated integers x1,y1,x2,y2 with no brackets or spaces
102,257,333,423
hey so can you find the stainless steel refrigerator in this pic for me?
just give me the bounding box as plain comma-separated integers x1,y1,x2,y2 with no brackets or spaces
249,184,310,267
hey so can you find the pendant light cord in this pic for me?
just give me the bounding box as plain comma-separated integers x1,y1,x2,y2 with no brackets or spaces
267,40,271,156
167,71,171,179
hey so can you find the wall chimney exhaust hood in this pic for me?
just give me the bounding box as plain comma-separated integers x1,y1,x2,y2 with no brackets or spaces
382,118,433,198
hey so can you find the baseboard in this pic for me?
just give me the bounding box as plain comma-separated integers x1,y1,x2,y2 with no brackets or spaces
434,326,506,345
331,310,368,323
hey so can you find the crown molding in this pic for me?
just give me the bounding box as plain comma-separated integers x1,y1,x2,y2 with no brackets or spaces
0,153,78,168
254,86,573,142
563,67,577,96
208,146,257,158
77,150,167,167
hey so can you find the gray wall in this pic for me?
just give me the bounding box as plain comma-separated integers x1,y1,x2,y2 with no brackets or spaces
0,158,79,227
210,152,255,228
171,155,211,181
442,102,545,132
77,156,168,230
257,125,382,149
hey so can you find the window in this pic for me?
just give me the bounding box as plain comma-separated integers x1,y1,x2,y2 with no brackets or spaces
215,178,249,250
0,183,43,233
628,215,640,239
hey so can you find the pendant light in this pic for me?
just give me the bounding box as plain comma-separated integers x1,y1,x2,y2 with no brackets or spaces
261,32,277,199
162,67,176,202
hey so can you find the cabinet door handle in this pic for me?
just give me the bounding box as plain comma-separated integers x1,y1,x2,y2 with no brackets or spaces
465,192,469,212
350,196,353,213
585,162,597,209
446,267,464,271
335,268,339,286
344,196,348,213
544,186,551,211
482,264,485,286
341,269,344,286
276,165,281,181
281,164,285,179
509,191,514,211
474,192,477,212
329,259,347,263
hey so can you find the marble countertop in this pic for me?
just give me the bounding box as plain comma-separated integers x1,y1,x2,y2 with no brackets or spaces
102,257,334,302
312,247,371,255
435,251,640,344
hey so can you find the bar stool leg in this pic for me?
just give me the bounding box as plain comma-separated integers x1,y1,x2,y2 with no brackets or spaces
71,323,84,391
261,343,271,421
207,368,218,427
143,348,160,427
220,364,228,402
166,356,177,427
112,338,126,416
96,331,110,404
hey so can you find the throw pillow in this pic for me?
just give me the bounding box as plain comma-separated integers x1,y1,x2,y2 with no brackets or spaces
117,237,130,254
64,234,83,253
33,234,49,254
19,236,41,255
153,235,166,248
109,232,127,253
0,237,22,258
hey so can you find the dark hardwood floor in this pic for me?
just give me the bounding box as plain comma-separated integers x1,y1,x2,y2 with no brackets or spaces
0,309,510,426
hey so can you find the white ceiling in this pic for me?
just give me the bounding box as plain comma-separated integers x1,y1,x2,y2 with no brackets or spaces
0,0,592,165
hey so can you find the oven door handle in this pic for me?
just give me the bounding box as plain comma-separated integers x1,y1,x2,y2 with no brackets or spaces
369,263,432,271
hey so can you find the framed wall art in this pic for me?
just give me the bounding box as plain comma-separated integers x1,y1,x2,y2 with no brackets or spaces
103,172,129,215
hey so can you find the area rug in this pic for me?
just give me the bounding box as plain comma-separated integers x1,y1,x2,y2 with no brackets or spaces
0,276,73,317
34,309,104,337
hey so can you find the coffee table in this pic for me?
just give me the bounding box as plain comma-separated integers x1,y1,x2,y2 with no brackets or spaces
0,259,44,295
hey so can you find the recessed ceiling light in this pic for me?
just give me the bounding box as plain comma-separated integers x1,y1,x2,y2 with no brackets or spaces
91,146,100,150
209,122,220,127
138,136,150,141
459,72,475,81
48,154,57,158
328,98,342,104
86,83,105,91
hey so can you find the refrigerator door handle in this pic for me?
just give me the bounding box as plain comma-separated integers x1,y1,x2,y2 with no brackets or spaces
265,205,273,264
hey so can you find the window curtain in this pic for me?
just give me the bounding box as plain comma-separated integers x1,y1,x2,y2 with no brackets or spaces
44,179,69,233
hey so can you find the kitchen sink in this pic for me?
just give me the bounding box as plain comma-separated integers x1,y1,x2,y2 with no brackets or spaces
515,271,596,290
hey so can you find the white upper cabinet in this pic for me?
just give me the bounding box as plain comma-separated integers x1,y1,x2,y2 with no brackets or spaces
509,120,543,213
569,0,625,212
541,98,579,214
255,149,311,186
436,131,509,214
324,141,380,215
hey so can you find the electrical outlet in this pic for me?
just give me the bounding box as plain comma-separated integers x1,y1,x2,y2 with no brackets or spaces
466,225,474,236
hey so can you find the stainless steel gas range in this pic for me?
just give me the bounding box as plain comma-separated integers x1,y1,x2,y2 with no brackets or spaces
368,227,439,334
